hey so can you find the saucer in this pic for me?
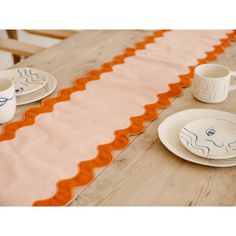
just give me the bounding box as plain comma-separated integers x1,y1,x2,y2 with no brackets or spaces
158,109,236,167
179,118,236,159
0,68,48,96
16,72,57,106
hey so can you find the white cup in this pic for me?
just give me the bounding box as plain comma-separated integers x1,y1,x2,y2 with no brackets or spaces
193,64,236,103
0,78,16,124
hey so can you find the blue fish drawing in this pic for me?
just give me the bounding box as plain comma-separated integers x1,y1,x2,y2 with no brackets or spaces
180,119,236,157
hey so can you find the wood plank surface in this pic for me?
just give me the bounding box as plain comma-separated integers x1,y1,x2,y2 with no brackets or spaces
0,38,44,57
1,30,236,206
6,30,21,63
25,30,77,39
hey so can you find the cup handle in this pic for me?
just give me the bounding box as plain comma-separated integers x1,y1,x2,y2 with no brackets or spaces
229,71,236,91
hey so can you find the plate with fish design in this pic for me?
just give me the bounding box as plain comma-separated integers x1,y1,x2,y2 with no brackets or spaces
179,118,236,159
0,68,48,96
158,109,236,167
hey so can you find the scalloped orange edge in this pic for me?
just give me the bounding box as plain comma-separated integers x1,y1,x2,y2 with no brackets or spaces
0,30,235,206
31,30,236,206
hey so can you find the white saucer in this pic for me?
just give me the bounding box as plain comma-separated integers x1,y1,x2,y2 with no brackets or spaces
16,72,57,106
180,118,236,159
0,68,48,96
158,109,236,167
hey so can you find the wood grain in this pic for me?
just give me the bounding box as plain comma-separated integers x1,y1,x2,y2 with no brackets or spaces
25,30,77,39
6,30,21,63
1,31,236,206
0,38,44,57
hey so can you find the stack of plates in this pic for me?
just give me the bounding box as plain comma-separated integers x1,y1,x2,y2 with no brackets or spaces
0,67,57,106
158,109,236,167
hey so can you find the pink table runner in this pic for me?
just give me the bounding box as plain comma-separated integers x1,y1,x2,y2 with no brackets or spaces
0,30,235,206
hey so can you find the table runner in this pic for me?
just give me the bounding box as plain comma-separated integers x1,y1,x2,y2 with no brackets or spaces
0,30,235,206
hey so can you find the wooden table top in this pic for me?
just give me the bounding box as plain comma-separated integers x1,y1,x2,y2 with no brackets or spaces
1,30,236,206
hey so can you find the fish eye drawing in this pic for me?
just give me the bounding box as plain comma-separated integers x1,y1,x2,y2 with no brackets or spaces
15,87,24,94
206,127,216,136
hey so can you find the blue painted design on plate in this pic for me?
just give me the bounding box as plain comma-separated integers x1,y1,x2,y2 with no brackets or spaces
206,128,216,136
180,128,211,156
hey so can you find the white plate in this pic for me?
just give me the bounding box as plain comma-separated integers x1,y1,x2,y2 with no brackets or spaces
16,72,57,106
158,109,236,167
0,68,48,96
180,118,236,159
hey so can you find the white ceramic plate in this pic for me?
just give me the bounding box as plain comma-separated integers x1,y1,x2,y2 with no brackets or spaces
16,72,57,106
180,118,236,159
0,68,48,96
158,109,236,167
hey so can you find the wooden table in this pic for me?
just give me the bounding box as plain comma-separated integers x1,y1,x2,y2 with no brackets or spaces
1,31,236,206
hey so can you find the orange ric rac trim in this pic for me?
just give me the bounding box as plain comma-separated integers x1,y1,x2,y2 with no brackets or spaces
0,30,234,206
32,30,236,206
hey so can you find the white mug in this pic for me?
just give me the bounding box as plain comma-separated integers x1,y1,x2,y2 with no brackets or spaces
0,78,16,124
193,64,236,103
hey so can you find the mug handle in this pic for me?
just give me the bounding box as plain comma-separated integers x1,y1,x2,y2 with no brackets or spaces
229,71,236,91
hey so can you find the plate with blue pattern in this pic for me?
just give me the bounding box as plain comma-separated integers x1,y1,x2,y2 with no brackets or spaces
0,68,48,96
179,118,236,159
158,109,236,167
